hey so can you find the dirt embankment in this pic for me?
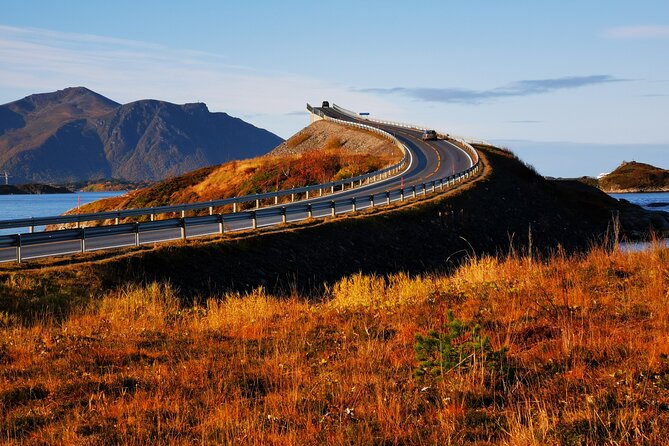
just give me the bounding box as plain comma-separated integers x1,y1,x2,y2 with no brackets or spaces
270,120,402,159
3,145,668,305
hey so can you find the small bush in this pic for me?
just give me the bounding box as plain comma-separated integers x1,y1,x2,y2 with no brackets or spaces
414,310,506,378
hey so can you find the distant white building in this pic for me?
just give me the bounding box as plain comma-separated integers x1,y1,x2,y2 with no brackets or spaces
596,172,610,179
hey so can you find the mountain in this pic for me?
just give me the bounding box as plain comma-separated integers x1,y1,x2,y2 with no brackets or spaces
0,87,283,183
598,161,669,193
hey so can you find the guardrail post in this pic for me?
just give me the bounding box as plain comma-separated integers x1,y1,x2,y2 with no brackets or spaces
255,199,260,209
439,179,444,190
306,190,310,199
76,220,80,229
115,215,120,225
330,201,336,217
307,204,313,218
412,186,416,198
370,195,375,208
422,183,427,195
218,214,224,234
275,196,278,205
400,188,405,201
291,193,295,202
330,185,334,194
180,218,186,240
350,181,354,189
233,201,237,213
431,181,435,193
81,228,86,253
209,206,213,215
386,191,390,205
150,213,155,221
181,210,186,218
281,207,287,224
134,223,140,246
352,197,357,212
29,225,34,233
251,211,257,229
16,234,21,264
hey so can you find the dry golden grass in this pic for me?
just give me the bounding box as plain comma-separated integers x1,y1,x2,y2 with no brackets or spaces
1,244,668,444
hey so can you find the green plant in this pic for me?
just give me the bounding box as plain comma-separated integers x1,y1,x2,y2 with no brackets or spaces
414,310,506,378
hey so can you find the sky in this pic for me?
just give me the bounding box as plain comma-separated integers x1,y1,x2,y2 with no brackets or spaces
1,0,667,177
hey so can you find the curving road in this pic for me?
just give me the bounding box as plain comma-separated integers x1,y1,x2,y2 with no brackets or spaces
0,105,474,263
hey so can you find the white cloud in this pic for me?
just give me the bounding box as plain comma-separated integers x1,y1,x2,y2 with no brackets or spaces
0,25,398,137
603,25,669,39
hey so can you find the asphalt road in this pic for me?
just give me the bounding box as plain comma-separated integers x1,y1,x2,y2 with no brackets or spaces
0,108,473,263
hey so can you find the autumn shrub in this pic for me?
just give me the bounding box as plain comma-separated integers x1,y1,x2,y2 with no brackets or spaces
414,310,507,379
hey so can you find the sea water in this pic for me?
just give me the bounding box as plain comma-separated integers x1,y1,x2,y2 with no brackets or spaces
0,191,126,235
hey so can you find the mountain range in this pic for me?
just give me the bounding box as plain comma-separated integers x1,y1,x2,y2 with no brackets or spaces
0,87,283,183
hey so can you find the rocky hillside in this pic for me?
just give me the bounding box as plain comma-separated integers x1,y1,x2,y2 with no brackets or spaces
0,87,283,183
271,120,401,159
598,161,668,192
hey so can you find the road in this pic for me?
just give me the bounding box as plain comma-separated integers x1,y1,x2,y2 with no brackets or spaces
0,106,474,263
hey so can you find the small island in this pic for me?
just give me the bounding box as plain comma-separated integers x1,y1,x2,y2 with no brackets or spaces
597,161,669,193
0,183,73,195
574,161,669,193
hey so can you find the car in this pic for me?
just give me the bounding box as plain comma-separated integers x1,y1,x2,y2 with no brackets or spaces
421,130,437,141
322,101,330,107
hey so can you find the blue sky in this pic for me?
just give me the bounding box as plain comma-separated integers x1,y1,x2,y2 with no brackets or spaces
1,0,667,176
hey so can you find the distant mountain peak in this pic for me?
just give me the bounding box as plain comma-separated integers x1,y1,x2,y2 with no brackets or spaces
0,87,284,184
19,86,120,109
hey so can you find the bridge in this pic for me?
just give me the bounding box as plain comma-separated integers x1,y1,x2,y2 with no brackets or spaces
0,103,484,263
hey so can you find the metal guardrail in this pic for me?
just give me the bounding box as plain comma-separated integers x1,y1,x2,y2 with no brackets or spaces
0,162,481,263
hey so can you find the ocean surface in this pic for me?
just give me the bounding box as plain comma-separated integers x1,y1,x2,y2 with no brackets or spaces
609,191,669,212
0,191,126,235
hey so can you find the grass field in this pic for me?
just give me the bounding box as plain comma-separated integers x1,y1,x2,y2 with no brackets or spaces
1,243,668,444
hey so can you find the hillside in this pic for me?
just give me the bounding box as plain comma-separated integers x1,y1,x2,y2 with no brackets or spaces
66,120,401,218
1,246,668,444
0,87,283,183
598,161,669,192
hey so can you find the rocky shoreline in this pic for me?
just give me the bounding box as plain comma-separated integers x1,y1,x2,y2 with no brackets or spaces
0,184,72,195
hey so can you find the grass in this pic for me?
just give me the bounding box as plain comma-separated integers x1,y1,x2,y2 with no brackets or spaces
1,244,668,444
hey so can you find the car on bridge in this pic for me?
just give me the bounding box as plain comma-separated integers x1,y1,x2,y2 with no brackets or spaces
421,130,437,141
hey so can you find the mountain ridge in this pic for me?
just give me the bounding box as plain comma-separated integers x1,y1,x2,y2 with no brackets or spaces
0,87,283,183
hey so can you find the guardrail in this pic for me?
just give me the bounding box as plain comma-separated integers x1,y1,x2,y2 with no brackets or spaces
0,161,481,263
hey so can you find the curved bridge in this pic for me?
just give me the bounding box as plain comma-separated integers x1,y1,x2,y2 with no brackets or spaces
0,103,482,263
